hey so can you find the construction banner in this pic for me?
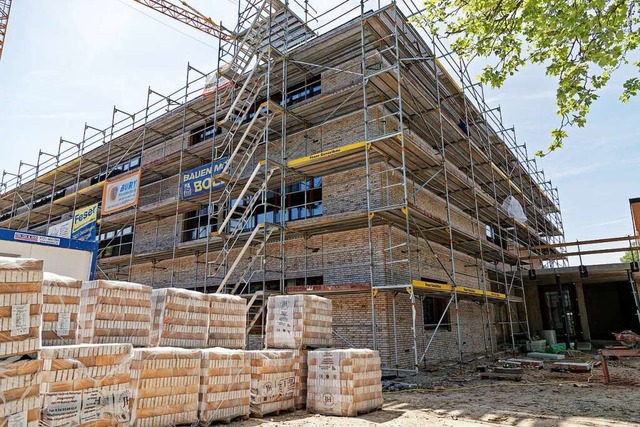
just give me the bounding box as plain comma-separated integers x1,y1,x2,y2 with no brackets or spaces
71,203,98,241
181,158,227,200
47,219,72,239
101,170,141,216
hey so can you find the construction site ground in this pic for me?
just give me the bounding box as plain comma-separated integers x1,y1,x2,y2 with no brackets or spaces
237,355,640,426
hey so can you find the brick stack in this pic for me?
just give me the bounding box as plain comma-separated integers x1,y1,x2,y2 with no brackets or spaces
42,272,82,346
0,359,42,427
265,294,333,349
265,295,333,410
307,349,383,416
130,347,200,427
207,294,246,349
0,257,43,358
199,348,250,424
77,280,153,347
246,350,295,417
40,344,132,426
150,288,210,348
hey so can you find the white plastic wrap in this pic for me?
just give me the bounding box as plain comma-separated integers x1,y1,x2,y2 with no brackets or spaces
293,349,308,410
150,288,210,348
307,349,383,416
265,295,332,349
0,358,42,427
501,195,528,222
40,344,132,426
42,273,82,346
246,350,295,417
207,294,246,349
77,280,153,347
199,348,250,424
0,257,43,358
130,347,200,427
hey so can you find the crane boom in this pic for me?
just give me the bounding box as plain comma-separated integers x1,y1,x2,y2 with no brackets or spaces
0,0,12,62
132,0,232,41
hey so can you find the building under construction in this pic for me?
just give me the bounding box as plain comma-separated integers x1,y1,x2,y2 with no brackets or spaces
0,0,565,372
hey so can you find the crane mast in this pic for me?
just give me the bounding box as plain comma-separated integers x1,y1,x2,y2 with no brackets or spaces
0,0,12,62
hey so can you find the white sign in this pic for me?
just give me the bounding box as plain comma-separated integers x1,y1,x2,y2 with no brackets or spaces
56,312,71,337
48,219,73,239
101,170,141,216
6,412,27,427
14,232,61,246
10,304,30,336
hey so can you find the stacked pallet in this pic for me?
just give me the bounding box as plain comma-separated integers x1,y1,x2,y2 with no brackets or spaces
77,280,153,347
199,348,250,424
265,295,332,349
40,344,132,426
130,347,200,427
293,349,308,409
208,294,246,349
247,350,295,417
150,288,210,348
42,272,82,346
0,359,42,427
0,257,43,358
307,349,383,416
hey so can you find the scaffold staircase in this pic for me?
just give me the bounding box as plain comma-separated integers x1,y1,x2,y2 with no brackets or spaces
204,0,285,335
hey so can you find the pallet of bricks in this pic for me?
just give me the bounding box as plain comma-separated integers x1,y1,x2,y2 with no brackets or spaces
42,272,82,346
77,279,153,346
130,347,200,427
0,257,43,427
264,294,333,412
150,288,210,348
40,343,132,426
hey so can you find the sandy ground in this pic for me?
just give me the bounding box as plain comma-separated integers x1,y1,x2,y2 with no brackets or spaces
236,356,640,426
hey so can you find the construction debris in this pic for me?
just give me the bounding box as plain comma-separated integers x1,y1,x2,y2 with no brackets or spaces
551,361,593,373
527,352,566,360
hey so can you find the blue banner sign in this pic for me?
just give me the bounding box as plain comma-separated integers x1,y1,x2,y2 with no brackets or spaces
181,158,228,200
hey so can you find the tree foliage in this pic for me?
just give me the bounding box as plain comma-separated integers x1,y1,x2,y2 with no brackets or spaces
417,0,640,155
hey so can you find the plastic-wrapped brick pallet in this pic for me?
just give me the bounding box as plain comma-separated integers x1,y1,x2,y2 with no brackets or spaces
40,344,132,426
0,257,43,358
307,349,383,416
199,348,250,425
77,280,153,347
42,273,82,346
247,350,295,417
130,347,200,427
150,288,209,348
265,295,332,349
0,359,42,427
293,349,308,410
208,294,246,349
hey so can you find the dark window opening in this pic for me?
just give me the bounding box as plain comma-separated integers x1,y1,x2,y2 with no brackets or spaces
182,206,214,242
190,123,222,146
293,276,324,287
421,278,451,330
33,188,66,209
98,226,134,258
90,154,141,186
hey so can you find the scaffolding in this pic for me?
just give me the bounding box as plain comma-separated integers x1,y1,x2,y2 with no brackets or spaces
0,0,566,371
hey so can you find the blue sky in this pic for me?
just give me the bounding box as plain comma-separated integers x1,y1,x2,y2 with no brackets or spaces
1,0,638,264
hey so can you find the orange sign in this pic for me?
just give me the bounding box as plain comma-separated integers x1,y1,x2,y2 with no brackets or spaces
101,170,141,216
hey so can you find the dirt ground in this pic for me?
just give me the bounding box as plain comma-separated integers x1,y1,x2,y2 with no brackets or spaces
236,355,640,426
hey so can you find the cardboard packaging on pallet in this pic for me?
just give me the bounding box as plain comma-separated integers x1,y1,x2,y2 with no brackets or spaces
207,294,246,349
42,272,82,346
199,348,250,425
0,257,43,358
150,288,210,348
307,349,383,416
77,280,153,347
40,344,132,426
265,295,332,349
247,350,295,417
0,359,42,427
130,347,200,427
